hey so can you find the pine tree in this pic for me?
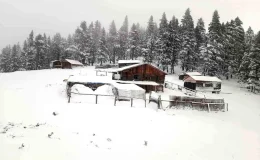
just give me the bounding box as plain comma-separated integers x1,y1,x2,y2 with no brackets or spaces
0,45,12,72
129,23,140,60
20,40,28,69
180,8,196,71
35,34,45,69
97,27,109,65
74,21,92,64
144,15,158,63
248,31,260,89
10,44,20,71
107,20,118,64
26,30,36,70
118,16,129,59
207,10,224,76
195,18,207,73
239,27,254,82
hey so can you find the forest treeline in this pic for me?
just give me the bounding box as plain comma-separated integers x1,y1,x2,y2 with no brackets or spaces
0,8,260,86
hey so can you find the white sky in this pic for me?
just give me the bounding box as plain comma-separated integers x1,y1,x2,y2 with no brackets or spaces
0,0,259,49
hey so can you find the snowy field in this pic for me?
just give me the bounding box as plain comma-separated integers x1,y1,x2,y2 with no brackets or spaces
0,67,260,160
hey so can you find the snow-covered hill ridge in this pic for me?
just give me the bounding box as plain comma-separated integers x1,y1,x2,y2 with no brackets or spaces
0,67,260,160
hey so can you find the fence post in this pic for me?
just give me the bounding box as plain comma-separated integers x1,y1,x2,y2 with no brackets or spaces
114,96,117,106
131,98,133,107
68,94,71,103
207,104,210,112
227,103,228,111
95,95,98,104
145,99,146,108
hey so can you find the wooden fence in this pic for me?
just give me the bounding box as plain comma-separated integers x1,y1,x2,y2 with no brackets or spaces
67,90,228,112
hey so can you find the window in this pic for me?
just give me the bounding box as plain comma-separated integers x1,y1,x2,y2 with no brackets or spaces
134,75,139,80
205,83,213,87
196,83,203,87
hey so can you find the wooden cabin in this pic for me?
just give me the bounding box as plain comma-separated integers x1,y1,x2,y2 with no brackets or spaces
118,60,141,68
51,59,84,69
184,76,222,93
179,72,202,80
112,63,167,92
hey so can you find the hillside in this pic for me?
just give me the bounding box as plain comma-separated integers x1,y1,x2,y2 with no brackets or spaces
0,67,260,160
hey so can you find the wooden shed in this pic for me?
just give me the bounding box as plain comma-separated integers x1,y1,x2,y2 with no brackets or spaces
184,76,222,93
61,59,84,69
112,63,167,92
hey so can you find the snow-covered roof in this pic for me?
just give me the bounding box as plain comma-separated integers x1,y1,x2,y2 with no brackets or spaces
64,59,83,66
112,63,167,74
112,83,145,91
185,72,202,76
115,80,161,86
67,75,112,84
185,76,222,83
118,60,142,64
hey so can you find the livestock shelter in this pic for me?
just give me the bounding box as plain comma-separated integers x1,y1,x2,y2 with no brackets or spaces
66,75,113,96
118,60,142,68
179,72,202,80
61,59,84,69
50,59,83,69
111,63,167,92
50,60,62,68
184,76,222,93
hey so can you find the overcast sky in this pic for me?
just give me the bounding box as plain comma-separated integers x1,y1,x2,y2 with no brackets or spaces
0,0,259,50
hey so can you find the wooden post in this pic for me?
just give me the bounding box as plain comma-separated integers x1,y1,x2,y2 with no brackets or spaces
207,103,210,112
114,96,117,106
145,99,146,108
95,95,98,104
227,103,228,111
68,95,71,103
131,98,133,107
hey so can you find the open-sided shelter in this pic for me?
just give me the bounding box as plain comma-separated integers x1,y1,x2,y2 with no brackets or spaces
184,75,222,93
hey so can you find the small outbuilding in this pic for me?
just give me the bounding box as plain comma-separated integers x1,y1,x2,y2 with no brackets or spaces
179,72,202,80
50,59,84,69
184,76,222,93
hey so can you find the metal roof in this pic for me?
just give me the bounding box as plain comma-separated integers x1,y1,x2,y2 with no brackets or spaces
64,59,83,66
184,76,222,83
118,60,142,64
112,63,168,74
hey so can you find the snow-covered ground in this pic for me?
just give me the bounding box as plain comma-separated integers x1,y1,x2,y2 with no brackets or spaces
0,67,260,160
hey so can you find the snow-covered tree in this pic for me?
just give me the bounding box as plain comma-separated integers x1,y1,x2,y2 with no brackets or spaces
248,31,260,88
207,10,224,76
195,18,207,73
97,27,109,65
26,30,36,70
239,27,255,82
107,20,119,64
129,23,140,60
168,16,181,73
180,8,196,71
144,15,158,63
0,45,12,72
118,16,129,60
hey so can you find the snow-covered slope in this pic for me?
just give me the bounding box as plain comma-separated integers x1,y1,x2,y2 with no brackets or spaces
0,67,260,160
